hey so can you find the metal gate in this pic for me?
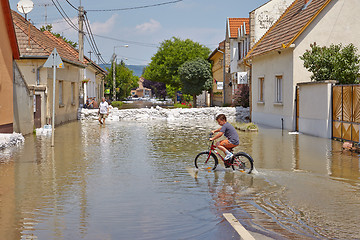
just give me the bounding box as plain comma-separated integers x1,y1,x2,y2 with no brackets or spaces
332,85,360,142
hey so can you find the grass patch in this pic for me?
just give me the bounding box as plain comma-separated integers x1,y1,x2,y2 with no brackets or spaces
232,122,258,132
111,101,123,108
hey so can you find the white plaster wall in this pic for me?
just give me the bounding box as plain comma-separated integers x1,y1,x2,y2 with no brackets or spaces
229,39,239,74
251,50,294,130
298,82,333,138
293,0,360,85
252,0,294,43
85,67,97,99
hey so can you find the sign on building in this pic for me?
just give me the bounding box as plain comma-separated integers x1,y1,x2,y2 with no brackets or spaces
217,82,223,90
237,72,248,84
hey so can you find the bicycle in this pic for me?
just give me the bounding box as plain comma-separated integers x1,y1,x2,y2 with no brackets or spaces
194,133,254,174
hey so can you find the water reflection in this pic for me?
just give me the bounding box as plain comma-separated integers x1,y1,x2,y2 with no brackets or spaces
0,120,359,239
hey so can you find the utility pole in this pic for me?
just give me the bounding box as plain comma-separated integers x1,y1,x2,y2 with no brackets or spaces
78,5,85,104
88,50,93,61
112,54,116,101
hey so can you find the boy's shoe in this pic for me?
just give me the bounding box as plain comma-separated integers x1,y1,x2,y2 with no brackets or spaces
224,160,231,168
224,152,233,161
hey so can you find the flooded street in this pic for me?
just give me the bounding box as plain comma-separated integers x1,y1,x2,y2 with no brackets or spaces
1,120,360,239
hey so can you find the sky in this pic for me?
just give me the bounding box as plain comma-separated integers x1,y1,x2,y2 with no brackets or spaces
10,0,270,65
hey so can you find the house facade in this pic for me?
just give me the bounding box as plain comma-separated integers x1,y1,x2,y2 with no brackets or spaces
225,18,250,105
246,0,360,133
12,11,86,127
131,77,152,98
208,41,226,106
0,0,20,133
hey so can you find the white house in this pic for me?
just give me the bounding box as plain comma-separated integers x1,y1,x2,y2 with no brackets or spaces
225,18,250,99
245,0,360,135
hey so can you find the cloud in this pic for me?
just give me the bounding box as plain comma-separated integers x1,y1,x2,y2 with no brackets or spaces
135,19,161,33
90,14,118,34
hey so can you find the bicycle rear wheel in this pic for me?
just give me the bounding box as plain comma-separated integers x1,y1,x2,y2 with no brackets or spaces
195,151,218,170
231,152,254,174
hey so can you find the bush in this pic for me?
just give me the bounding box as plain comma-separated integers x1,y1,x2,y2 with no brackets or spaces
111,101,123,108
174,102,192,108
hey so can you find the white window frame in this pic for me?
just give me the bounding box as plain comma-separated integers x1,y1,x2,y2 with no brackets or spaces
258,76,264,103
275,75,283,103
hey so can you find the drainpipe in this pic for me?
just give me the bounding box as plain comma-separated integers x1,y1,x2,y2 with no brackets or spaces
281,118,284,130
217,49,226,105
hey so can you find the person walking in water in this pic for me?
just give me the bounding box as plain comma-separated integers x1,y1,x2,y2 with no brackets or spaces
210,114,239,165
98,97,109,125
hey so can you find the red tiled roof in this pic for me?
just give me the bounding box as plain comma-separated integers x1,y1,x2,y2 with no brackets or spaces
228,18,249,39
12,10,85,67
2,0,19,59
246,0,332,58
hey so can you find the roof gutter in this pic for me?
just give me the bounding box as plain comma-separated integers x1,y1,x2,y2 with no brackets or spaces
20,55,86,68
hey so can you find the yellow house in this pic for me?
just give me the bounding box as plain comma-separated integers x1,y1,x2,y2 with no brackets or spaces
0,0,19,133
208,41,227,106
12,11,86,127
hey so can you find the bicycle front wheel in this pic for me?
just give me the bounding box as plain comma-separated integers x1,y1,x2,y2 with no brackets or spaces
231,152,254,174
195,151,218,171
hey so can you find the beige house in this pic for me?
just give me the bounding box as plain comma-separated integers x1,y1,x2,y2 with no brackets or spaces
12,11,86,127
0,0,19,133
131,77,152,98
208,41,226,106
246,0,360,132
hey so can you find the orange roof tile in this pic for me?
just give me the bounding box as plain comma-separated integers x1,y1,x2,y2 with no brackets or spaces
12,10,85,67
246,0,332,58
228,18,249,39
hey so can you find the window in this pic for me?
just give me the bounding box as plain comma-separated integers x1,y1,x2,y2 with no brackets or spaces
275,75,283,103
59,81,63,105
258,77,264,102
71,82,75,104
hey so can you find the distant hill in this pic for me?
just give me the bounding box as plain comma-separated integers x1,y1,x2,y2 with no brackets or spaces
99,64,146,77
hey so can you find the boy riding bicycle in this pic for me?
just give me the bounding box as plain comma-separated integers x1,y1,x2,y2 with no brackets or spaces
210,114,239,165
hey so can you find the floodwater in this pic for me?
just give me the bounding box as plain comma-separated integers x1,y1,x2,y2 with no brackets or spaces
0,120,360,240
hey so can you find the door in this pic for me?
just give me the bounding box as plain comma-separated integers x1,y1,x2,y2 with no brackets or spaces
34,95,41,128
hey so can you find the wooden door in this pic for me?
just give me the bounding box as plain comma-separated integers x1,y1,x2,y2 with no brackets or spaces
34,95,41,128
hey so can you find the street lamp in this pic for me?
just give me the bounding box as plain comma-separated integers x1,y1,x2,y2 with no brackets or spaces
112,45,128,101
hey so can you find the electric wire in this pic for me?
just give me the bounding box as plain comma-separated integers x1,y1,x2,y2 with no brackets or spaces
51,0,79,31
92,34,159,48
83,13,107,64
86,0,182,12
64,0,78,11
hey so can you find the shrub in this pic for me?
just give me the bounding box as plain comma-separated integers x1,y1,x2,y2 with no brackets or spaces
111,101,123,108
174,102,192,108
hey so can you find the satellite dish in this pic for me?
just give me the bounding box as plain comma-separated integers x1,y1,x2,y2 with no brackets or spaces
17,0,34,14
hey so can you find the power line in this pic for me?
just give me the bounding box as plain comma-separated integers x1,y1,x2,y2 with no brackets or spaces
51,0,79,31
64,0,78,11
92,34,159,48
86,0,182,12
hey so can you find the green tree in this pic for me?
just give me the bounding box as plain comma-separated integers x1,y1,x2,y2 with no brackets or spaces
300,43,360,84
179,58,213,107
40,24,78,48
105,61,138,100
143,37,211,90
